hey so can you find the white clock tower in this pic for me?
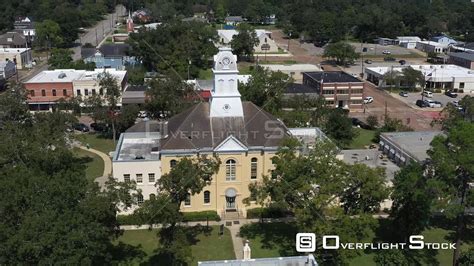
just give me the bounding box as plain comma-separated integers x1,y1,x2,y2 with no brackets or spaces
209,47,244,117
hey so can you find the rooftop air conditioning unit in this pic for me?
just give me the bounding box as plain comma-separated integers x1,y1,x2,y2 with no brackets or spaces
58,73,66,79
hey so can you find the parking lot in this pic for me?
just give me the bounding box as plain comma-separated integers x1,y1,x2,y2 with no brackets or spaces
391,91,466,111
342,57,428,77
350,42,416,56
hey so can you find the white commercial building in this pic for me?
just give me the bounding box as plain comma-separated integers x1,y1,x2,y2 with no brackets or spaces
366,64,474,93
112,131,162,213
73,69,127,105
396,36,421,49
217,29,279,53
0,48,32,69
260,64,320,81
416,41,449,54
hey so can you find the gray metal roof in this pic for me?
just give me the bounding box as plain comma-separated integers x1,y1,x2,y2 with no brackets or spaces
159,102,290,151
449,52,474,61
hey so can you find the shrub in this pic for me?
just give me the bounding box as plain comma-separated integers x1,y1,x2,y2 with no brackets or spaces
246,206,293,219
117,214,142,225
117,211,221,225
183,211,220,222
434,88,442,93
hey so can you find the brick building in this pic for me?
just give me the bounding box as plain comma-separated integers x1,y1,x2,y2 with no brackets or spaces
302,71,365,110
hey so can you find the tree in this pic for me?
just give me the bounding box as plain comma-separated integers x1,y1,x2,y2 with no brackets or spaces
323,42,359,66
401,67,425,91
428,121,474,265
434,95,474,130
374,250,409,266
128,21,217,78
230,23,259,61
98,72,121,143
366,115,379,129
323,108,356,147
246,139,388,263
48,48,73,69
239,66,290,114
390,163,433,242
134,156,220,265
0,89,140,264
340,164,389,215
48,48,95,70
145,77,194,119
35,19,63,49
382,69,402,90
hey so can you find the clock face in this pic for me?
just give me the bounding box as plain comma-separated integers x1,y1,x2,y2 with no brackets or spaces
222,57,231,66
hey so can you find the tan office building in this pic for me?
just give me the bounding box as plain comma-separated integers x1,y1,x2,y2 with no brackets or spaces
0,48,32,69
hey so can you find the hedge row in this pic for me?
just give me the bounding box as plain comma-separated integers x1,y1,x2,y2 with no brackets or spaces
246,206,293,219
117,211,220,225
182,211,221,222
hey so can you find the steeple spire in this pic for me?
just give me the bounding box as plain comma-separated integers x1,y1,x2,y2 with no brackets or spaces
209,48,243,118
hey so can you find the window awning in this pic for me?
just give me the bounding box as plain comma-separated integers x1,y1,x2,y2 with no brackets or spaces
225,188,237,197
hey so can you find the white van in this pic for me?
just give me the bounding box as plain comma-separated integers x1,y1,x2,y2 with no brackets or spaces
422,91,433,98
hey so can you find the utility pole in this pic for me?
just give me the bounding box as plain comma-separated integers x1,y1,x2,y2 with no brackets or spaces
288,32,291,52
95,28,98,46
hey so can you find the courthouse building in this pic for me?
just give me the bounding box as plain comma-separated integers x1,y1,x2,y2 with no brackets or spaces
113,48,324,217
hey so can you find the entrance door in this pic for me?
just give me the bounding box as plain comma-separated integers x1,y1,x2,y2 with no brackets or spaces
338,100,344,108
226,196,236,210
225,188,237,211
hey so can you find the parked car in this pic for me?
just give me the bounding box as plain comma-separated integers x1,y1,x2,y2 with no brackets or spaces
445,90,458,98
90,122,108,132
450,101,463,111
399,91,408,97
399,60,406,65
73,123,90,132
351,118,371,129
382,50,391,55
364,96,374,104
364,59,373,64
422,91,433,98
425,99,442,108
383,56,396,62
416,99,430,108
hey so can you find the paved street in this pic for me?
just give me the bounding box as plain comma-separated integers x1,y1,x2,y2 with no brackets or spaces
72,5,126,60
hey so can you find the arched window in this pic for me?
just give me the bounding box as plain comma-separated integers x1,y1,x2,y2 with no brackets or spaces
149,193,156,200
250,158,258,179
204,190,210,204
137,194,144,205
170,159,177,168
184,193,191,206
226,159,236,181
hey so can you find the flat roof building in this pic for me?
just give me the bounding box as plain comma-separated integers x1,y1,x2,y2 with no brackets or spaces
302,71,365,110
0,48,32,69
261,64,320,81
366,64,474,93
416,41,449,54
448,52,474,70
379,131,443,166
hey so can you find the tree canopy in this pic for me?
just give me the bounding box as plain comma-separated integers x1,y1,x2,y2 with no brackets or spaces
230,23,259,61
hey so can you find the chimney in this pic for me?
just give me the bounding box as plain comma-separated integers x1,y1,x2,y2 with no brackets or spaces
243,240,251,260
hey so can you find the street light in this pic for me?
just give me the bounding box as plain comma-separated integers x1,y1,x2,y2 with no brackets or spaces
287,32,292,51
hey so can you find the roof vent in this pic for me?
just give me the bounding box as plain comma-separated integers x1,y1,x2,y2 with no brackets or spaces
58,73,67,79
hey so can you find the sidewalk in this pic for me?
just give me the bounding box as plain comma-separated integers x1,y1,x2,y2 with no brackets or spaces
76,144,112,187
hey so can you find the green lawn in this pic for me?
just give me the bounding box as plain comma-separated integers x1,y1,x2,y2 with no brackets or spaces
75,133,116,154
239,219,472,265
116,225,235,265
72,147,104,181
347,128,376,149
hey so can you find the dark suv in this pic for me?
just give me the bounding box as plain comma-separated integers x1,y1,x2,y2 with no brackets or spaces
73,123,90,132
445,90,458,98
416,99,429,108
